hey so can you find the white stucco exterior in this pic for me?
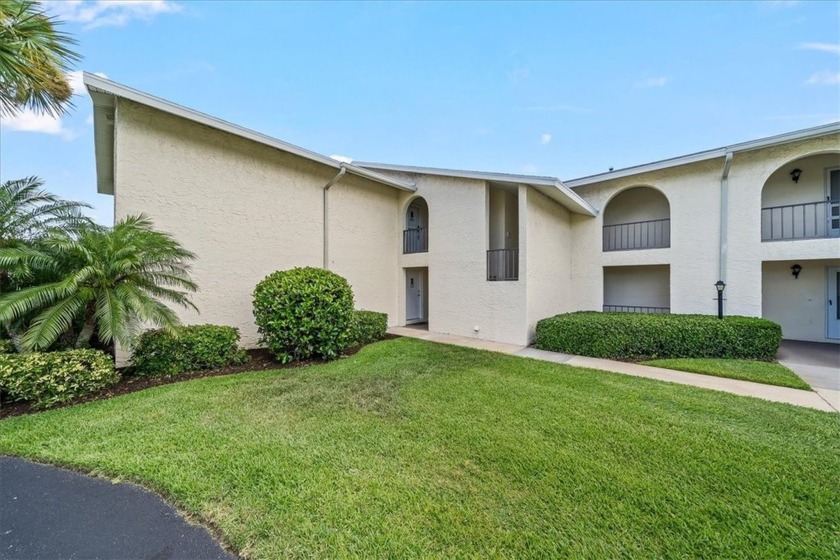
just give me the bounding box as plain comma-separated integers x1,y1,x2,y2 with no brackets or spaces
88,74,840,349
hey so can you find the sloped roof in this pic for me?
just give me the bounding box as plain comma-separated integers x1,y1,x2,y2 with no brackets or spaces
83,73,417,195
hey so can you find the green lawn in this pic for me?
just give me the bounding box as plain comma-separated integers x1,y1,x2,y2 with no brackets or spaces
1,338,837,559
641,358,810,390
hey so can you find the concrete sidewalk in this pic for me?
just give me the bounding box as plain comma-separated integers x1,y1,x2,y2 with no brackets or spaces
388,327,837,413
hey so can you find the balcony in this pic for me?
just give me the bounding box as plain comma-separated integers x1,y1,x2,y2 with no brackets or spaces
603,218,670,251
761,200,839,241
603,305,670,314
403,227,428,254
487,248,518,281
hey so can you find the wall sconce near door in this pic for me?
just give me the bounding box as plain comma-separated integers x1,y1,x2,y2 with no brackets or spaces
790,168,802,183
791,263,802,279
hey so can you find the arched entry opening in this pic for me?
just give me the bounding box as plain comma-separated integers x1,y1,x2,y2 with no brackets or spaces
403,197,428,254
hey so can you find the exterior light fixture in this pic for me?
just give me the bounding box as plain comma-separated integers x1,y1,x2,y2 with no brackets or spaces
791,263,802,279
715,280,726,319
790,168,802,183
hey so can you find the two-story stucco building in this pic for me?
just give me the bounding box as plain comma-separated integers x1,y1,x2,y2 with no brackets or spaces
84,73,840,350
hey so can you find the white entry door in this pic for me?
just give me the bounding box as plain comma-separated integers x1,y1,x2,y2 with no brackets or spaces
828,267,840,340
406,270,425,322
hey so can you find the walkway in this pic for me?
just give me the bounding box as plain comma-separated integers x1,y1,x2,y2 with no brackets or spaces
778,340,840,412
0,456,233,560
388,327,837,413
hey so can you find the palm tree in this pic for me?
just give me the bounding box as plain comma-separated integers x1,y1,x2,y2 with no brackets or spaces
0,215,199,351
0,176,91,350
0,176,91,245
0,0,80,117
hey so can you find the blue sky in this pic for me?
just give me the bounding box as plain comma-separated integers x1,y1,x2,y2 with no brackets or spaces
1,0,838,224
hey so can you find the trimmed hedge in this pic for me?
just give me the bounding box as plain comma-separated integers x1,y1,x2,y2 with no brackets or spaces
346,310,388,348
253,267,354,363
0,349,118,409
535,312,782,361
131,324,248,377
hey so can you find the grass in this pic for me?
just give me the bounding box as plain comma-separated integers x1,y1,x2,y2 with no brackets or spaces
641,358,810,390
1,338,837,559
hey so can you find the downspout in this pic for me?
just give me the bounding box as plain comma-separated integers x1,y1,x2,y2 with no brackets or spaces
323,164,347,269
719,151,733,283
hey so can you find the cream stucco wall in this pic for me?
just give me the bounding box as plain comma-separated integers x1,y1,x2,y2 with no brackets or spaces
380,173,529,345
762,259,840,343
114,99,401,348
525,187,573,341
570,133,840,343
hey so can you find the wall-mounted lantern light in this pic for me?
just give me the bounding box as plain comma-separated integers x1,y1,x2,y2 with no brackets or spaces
715,280,726,319
790,168,802,183
791,263,802,279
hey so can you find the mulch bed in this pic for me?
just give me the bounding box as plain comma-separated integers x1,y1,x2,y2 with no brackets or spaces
1,336,398,420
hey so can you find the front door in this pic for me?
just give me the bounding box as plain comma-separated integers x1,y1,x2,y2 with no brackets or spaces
406,269,424,323
828,267,840,340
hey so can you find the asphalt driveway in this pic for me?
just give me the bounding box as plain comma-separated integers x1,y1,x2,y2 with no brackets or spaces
0,456,234,560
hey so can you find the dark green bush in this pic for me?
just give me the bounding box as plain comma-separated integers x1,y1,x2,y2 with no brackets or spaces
0,349,118,409
253,267,354,363
346,310,388,348
534,312,781,361
131,324,248,377
0,340,13,354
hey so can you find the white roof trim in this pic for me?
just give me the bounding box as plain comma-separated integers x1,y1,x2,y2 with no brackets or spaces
355,161,598,216
83,72,416,195
565,121,840,188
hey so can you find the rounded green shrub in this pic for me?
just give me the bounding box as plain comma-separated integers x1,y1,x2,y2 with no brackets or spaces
253,267,354,363
346,310,388,348
131,324,249,377
0,349,118,409
534,311,782,361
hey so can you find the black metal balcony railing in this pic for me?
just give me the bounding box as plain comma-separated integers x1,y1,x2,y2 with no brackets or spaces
603,218,670,252
487,248,518,281
603,305,670,314
403,227,428,254
761,200,839,241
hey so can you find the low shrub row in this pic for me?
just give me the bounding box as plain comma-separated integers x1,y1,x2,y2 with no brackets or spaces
534,312,781,361
0,349,118,409
346,310,388,348
130,324,249,377
0,340,14,354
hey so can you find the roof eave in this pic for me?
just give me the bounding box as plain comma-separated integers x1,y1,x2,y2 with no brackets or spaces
82,72,416,194
565,121,840,188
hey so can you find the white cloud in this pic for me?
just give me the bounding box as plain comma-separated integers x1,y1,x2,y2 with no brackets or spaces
806,71,840,85
540,133,552,145
44,1,182,30
799,42,840,55
0,110,77,140
634,76,668,89
329,155,353,164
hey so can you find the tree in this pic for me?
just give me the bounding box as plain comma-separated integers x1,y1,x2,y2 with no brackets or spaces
0,176,90,245
0,176,91,351
0,215,199,352
0,0,80,117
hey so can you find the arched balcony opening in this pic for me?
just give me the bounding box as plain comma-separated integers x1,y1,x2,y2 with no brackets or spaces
761,153,840,241
602,186,670,251
403,197,429,254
